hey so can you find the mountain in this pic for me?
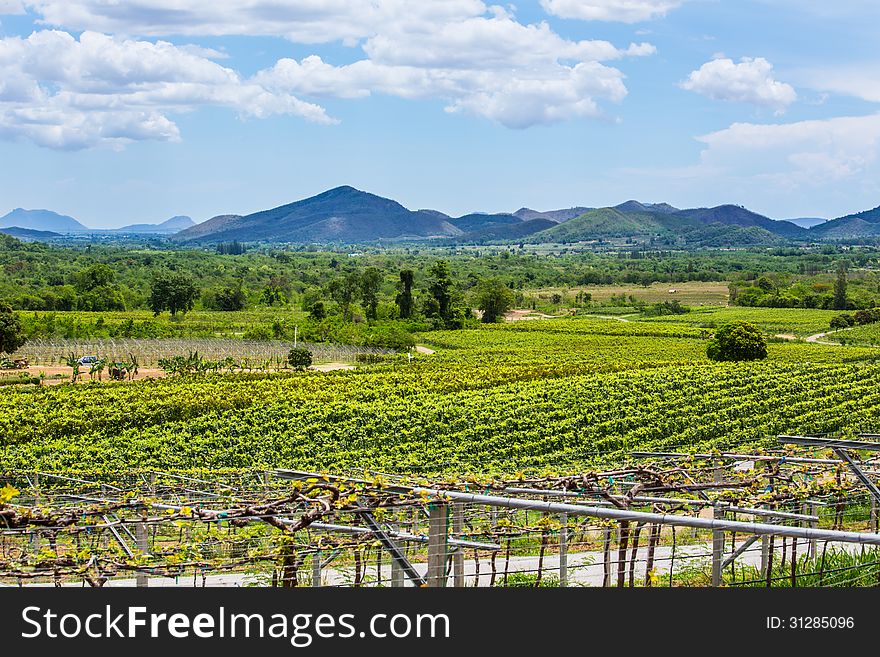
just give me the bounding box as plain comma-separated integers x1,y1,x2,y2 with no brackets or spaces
614,200,679,215
514,207,593,223
530,204,790,246
788,217,827,229
173,186,461,243
673,205,806,239
0,226,61,241
449,213,522,232
810,205,880,239
459,218,556,242
0,208,88,233
116,216,195,234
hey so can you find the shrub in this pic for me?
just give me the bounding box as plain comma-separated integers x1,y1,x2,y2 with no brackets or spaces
830,314,855,330
706,321,768,362
287,348,313,370
853,309,880,326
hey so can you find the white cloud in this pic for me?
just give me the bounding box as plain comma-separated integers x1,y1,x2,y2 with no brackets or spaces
799,66,880,104
21,1,490,43
696,114,880,184
253,10,653,129
0,30,333,149
0,3,659,145
681,57,797,113
0,0,25,13
540,0,686,22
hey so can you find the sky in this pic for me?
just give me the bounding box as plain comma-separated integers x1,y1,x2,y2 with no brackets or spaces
0,1,879,228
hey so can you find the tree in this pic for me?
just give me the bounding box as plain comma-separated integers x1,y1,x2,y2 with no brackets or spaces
706,322,768,362
0,304,25,354
474,278,515,323
427,261,454,325
834,261,849,311
309,300,327,321
149,272,198,316
212,285,247,311
396,269,415,319
328,271,360,321
73,264,116,292
360,267,382,321
287,348,313,370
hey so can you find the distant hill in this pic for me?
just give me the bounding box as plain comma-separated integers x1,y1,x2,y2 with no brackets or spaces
0,208,88,233
116,216,195,234
0,226,61,241
810,205,880,239
614,200,680,215
449,213,522,233
174,186,461,243
673,205,806,239
530,204,791,246
514,207,593,223
787,217,827,229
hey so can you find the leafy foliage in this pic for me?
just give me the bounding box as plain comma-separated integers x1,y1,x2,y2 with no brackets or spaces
706,322,768,362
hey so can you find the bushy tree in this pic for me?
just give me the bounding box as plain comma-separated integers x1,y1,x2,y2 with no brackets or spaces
149,272,198,316
834,261,849,311
212,285,247,311
0,303,25,354
830,314,855,330
287,348,313,370
360,267,382,321
396,269,415,319
706,321,768,362
474,278,515,323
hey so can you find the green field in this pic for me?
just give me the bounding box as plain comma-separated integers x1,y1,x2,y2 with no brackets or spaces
637,306,839,336
4,314,880,475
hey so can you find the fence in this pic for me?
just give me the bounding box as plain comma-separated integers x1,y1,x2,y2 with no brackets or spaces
15,338,394,368
3,435,880,588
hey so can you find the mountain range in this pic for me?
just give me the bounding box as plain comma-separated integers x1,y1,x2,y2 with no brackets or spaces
0,209,194,235
5,187,880,246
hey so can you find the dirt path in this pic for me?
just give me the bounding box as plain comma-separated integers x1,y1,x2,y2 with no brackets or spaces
414,345,435,355
805,327,849,345
311,362,356,372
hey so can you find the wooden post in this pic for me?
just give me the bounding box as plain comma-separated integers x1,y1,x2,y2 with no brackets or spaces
809,502,818,559
711,463,724,587
390,557,404,587
559,512,568,588
312,551,322,587
136,520,149,588
452,503,465,588
872,498,878,533
427,504,448,588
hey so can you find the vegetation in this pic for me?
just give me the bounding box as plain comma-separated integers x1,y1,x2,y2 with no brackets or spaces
0,303,25,354
706,322,768,362
287,348,313,370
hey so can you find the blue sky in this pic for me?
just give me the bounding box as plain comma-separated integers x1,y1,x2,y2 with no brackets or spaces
0,0,878,227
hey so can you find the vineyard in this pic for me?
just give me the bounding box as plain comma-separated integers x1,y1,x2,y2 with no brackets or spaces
4,438,880,588
4,313,880,587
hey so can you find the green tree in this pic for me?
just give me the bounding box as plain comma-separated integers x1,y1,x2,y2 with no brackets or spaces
212,285,247,311
328,271,360,321
834,261,849,311
149,272,198,316
474,278,515,323
309,300,327,321
427,260,454,325
360,267,382,321
396,269,415,319
73,264,116,292
0,304,25,354
706,322,768,362
287,348,313,370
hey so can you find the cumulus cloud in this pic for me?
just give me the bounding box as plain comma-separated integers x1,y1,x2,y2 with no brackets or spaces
681,57,797,113
799,67,880,104
254,10,653,129
540,0,686,22
0,2,659,146
0,30,333,149
696,114,880,184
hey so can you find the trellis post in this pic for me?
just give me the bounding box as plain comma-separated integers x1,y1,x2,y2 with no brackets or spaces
452,503,465,587
427,503,448,588
136,518,149,588
711,463,724,587
559,512,568,588
311,551,322,587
